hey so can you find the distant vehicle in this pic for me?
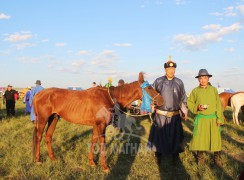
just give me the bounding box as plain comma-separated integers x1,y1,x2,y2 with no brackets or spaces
67,86,83,91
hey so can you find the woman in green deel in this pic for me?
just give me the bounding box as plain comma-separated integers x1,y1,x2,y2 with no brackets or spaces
187,69,224,167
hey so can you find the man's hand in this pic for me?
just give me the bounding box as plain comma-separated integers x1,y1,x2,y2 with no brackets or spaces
180,109,188,121
151,104,156,112
198,104,204,111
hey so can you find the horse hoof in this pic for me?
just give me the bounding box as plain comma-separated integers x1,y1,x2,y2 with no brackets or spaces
50,156,57,161
36,161,42,165
89,160,96,167
102,166,110,173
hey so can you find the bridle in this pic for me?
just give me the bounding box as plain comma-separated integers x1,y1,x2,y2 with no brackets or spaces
107,81,158,119
150,92,161,106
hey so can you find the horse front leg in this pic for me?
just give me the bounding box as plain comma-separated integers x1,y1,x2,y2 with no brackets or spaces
45,116,59,160
235,106,240,126
98,123,109,173
88,126,99,167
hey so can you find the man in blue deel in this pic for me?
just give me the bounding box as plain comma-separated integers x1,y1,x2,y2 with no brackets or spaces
147,56,188,165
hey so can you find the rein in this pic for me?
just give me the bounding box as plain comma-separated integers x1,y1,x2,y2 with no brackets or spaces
107,83,154,120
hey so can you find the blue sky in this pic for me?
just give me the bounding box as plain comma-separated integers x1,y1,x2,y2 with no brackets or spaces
1,0,244,93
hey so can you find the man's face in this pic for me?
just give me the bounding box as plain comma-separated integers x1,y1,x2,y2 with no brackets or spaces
198,76,209,87
165,67,175,79
7,86,12,91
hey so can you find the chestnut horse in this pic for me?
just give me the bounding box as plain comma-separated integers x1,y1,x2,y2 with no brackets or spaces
231,92,244,125
32,72,164,172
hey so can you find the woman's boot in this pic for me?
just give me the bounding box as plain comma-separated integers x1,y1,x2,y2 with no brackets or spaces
197,151,204,165
214,151,222,167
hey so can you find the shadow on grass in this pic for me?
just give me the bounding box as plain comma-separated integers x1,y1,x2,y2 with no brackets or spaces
105,115,190,180
105,116,146,179
50,129,93,163
203,150,243,180
221,151,244,179
222,132,244,150
158,155,191,180
223,123,244,137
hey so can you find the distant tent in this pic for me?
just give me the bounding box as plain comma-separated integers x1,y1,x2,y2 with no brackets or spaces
217,88,235,94
67,86,83,90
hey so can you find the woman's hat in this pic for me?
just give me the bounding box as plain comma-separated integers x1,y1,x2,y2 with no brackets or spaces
195,69,212,78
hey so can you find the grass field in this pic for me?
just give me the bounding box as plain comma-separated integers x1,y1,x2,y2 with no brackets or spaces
0,100,243,180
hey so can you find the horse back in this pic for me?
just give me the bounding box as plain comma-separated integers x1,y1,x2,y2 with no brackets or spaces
33,87,114,125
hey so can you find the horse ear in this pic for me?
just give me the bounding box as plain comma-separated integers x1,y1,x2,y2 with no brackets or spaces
138,72,145,84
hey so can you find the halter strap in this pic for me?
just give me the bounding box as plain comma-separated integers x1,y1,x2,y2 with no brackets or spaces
106,81,153,117
107,87,115,105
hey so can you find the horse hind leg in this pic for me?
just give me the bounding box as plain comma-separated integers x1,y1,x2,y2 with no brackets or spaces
34,117,47,163
98,123,110,173
45,114,59,161
88,126,99,167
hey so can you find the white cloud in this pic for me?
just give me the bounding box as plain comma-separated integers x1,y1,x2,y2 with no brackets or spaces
55,42,67,47
223,6,237,17
4,32,33,42
175,0,185,5
0,13,11,19
173,23,241,50
202,24,221,31
113,43,132,47
224,47,235,52
237,5,244,15
41,39,49,43
13,42,35,50
210,4,244,18
209,12,222,16
91,50,119,68
58,59,85,74
0,49,11,55
77,50,90,55
17,56,39,64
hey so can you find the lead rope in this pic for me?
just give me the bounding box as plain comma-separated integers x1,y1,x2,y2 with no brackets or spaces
107,86,155,126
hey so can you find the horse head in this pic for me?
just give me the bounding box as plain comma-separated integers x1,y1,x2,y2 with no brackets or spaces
144,85,164,106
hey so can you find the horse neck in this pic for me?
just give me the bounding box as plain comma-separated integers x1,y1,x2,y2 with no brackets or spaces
110,81,141,107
